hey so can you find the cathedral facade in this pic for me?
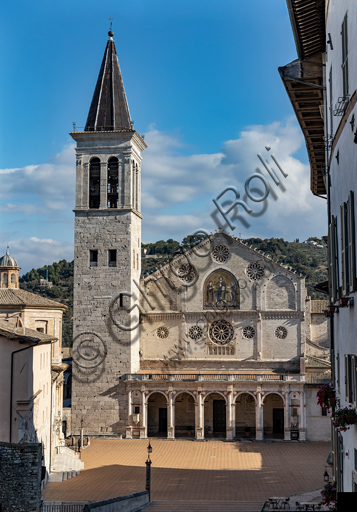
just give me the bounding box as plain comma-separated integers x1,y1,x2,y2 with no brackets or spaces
70,32,330,442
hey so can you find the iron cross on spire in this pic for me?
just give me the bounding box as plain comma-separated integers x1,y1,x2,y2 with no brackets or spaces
109,17,113,30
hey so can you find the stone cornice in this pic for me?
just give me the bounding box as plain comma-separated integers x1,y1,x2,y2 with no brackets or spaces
73,208,143,219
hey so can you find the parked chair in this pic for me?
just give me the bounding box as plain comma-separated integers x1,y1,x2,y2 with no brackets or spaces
282,497,290,510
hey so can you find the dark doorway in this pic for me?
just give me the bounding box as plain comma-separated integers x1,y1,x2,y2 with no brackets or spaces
159,408,167,434
213,400,226,433
273,409,284,434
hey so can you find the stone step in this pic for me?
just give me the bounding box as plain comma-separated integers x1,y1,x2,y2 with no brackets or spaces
145,501,263,512
48,446,84,482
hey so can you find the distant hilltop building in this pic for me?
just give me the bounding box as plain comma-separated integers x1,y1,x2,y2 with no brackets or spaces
303,240,324,248
69,30,331,444
39,278,53,288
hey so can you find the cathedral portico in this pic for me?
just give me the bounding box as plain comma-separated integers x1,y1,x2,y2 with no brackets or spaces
124,373,306,442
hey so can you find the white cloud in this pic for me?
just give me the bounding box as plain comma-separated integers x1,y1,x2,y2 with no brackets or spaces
141,119,327,242
0,121,327,273
5,237,74,274
0,144,75,212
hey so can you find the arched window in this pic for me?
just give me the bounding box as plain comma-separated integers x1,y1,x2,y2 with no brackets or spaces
11,273,15,284
2,273,8,287
107,157,119,208
89,158,100,209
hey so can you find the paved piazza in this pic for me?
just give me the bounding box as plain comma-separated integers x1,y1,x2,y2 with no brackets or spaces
43,440,330,503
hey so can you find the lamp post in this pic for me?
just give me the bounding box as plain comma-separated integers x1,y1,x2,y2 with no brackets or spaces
145,441,152,501
324,466,330,483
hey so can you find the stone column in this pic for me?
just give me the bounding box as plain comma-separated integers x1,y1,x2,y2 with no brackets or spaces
256,312,262,360
75,156,83,208
167,390,175,439
195,391,204,440
226,389,234,440
140,388,147,439
83,162,89,208
255,390,263,440
299,390,306,441
123,154,132,208
126,390,133,439
99,162,107,209
137,165,141,213
284,391,290,441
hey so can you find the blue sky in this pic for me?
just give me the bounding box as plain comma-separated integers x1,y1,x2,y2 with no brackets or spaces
0,1,327,273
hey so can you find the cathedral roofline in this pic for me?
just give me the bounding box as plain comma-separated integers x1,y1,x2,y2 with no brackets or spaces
143,232,305,282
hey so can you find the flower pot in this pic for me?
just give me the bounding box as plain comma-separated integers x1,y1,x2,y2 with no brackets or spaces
329,397,337,407
346,412,356,424
337,297,349,307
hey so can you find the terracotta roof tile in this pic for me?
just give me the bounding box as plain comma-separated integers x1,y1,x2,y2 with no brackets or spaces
0,288,66,309
0,318,56,343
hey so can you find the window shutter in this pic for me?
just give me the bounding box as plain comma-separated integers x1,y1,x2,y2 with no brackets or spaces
341,204,347,296
348,191,356,293
352,355,357,407
345,354,350,402
337,351,340,393
329,216,339,302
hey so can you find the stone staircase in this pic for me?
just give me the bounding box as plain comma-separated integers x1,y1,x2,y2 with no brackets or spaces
144,501,263,511
48,446,84,482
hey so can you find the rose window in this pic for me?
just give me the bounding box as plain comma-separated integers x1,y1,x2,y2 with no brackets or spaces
188,325,203,340
209,320,234,345
212,244,230,263
275,326,287,339
156,326,169,339
178,263,196,283
246,261,265,281
242,326,256,339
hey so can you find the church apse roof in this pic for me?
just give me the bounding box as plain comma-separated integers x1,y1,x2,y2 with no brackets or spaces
84,32,133,132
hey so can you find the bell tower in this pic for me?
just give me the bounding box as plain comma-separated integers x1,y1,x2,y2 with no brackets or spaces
70,30,147,436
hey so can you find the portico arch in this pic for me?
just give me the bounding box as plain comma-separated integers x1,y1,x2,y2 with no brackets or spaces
204,392,227,437
174,392,195,437
235,392,256,438
147,392,167,437
263,392,285,439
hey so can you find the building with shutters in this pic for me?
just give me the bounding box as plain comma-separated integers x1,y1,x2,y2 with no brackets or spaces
0,248,73,481
281,0,357,493
69,29,331,444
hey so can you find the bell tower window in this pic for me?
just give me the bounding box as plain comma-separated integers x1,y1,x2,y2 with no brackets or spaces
108,249,117,267
90,250,98,267
107,157,119,208
89,158,100,209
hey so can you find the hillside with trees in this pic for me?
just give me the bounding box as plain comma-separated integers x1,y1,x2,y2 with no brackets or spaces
19,236,327,347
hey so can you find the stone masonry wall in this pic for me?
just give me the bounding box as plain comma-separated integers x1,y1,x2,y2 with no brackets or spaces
71,210,140,436
0,441,42,512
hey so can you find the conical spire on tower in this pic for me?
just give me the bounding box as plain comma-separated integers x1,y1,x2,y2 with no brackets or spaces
85,31,133,132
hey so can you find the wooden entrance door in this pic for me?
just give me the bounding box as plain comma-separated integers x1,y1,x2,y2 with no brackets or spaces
273,408,284,434
213,400,226,433
159,408,167,434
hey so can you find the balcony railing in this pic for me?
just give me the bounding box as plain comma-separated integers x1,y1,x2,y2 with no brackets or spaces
125,373,304,383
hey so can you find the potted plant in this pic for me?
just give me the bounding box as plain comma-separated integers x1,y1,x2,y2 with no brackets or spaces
332,406,357,432
187,426,193,437
244,427,251,437
317,383,336,410
321,481,337,511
